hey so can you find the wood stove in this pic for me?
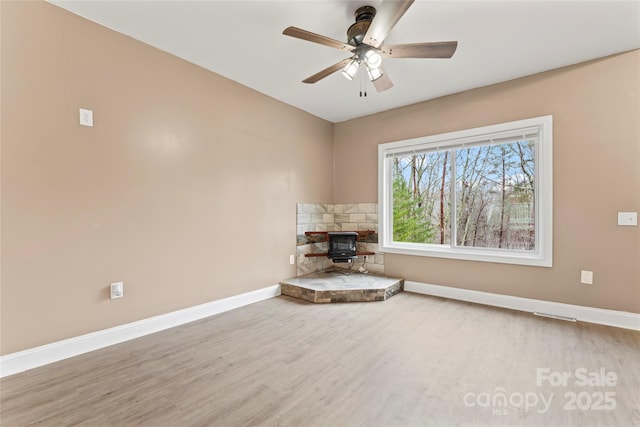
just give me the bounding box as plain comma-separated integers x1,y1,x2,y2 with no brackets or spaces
327,232,358,263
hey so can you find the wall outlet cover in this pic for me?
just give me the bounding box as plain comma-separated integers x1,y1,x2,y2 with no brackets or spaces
110,282,124,299
79,108,93,127
580,270,593,285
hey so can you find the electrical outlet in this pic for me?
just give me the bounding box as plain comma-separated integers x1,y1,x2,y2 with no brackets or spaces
110,282,124,299
580,270,593,285
289,255,295,265
79,108,93,127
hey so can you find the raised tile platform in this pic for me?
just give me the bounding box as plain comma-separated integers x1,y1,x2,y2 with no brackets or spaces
280,270,404,303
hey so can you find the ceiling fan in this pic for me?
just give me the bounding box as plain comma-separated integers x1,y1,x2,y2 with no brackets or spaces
282,0,458,93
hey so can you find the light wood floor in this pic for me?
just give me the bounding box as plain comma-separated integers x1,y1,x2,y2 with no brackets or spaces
1,292,639,426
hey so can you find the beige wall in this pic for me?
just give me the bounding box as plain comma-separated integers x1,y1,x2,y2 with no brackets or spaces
2,2,638,357
0,1,334,354
335,50,640,313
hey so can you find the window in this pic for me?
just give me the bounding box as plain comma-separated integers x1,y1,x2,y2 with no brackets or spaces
378,116,552,267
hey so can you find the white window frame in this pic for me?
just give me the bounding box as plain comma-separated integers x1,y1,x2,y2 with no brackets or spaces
378,115,553,267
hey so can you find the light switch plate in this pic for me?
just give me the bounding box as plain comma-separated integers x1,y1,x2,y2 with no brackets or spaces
79,108,93,127
617,212,637,226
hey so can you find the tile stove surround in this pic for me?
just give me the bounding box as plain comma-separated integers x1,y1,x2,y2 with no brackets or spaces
296,203,383,276
280,270,404,303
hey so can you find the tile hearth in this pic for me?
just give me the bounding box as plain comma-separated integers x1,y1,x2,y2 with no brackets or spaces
280,270,404,303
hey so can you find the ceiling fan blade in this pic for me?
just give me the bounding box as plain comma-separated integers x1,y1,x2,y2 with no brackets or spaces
381,41,458,59
283,27,355,53
303,58,352,84
363,0,415,48
372,67,394,92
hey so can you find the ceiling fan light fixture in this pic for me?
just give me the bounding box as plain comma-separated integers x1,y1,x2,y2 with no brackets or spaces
341,59,359,80
283,0,458,93
366,65,383,82
364,49,382,69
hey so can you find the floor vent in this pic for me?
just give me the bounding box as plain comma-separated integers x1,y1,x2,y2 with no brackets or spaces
534,312,577,322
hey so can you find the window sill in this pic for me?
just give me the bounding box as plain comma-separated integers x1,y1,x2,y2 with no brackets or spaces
380,242,552,267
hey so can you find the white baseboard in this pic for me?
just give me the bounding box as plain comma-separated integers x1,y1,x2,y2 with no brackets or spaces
0,285,281,378
404,281,640,331
4,282,636,378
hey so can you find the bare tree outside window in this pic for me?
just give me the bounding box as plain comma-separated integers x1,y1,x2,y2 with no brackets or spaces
391,140,535,251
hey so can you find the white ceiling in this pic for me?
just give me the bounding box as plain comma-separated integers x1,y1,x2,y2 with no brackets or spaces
50,1,640,123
